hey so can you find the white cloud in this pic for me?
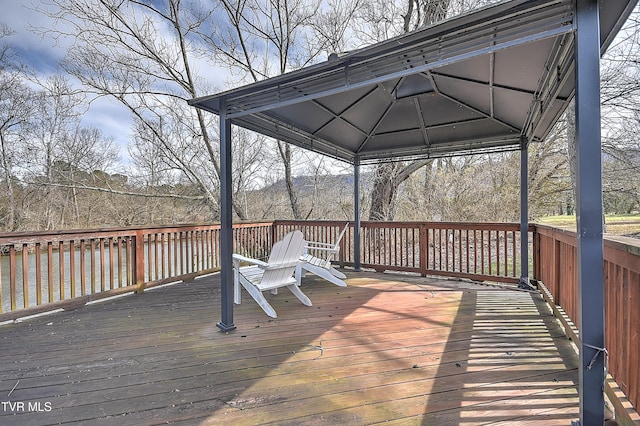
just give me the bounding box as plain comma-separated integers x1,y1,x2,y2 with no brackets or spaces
84,96,133,162
4,1,67,71
3,0,135,163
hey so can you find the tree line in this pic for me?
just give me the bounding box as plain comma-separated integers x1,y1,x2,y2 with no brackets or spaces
1,1,639,233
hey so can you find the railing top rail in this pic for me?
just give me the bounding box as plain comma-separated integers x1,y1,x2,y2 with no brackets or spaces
532,223,575,234
533,223,640,251
274,219,529,230
0,223,214,241
602,234,640,254
232,221,275,228
0,222,277,246
0,229,139,246
273,220,351,226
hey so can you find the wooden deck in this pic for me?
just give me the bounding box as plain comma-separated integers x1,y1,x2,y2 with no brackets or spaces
0,271,580,425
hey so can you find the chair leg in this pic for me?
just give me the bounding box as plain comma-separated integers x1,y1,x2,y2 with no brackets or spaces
234,268,241,304
286,284,312,306
239,279,278,318
302,265,347,287
296,264,303,286
329,267,347,279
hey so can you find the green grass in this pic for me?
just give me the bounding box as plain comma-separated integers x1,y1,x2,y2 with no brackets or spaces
536,214,640,237
536,215,577,227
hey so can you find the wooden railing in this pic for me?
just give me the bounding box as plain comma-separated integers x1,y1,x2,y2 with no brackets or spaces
0,223,274,322
275,220,530,284
2,220,638,414
1,220,529,322
533,224,640,416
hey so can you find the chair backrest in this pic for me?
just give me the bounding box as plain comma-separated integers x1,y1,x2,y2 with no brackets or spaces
314,223,349,265
268,230,304,263
332,223,349,251
262,230,305,286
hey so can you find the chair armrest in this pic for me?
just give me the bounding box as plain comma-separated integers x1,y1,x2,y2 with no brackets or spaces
263,260,305,270
232,253,269,268
305,241,335,249
304,245,339,254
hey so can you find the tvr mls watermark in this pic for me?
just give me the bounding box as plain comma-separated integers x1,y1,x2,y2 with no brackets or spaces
2,400,52,413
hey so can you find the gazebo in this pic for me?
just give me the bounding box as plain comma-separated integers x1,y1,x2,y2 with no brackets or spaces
189,0,638,423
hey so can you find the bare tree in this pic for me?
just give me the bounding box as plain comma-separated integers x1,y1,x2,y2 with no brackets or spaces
197,0,357,219
56,126,120,225
10,75,122,229
599,9,640,217
365,0,449,221
0,83,31,230
559,8,640,220
602,113,640,215
0,24,34,230
22,76,86,229
40,0,249,220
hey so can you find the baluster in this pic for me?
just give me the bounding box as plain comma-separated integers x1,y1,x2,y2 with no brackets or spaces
48,242,54,302
70,240,76,298
80,240,86,295
109,237,115,290
35,243,42,305
9,246,17,310
22,245,29,308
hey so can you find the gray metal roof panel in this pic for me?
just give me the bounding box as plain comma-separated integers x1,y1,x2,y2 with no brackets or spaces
189,0,638,164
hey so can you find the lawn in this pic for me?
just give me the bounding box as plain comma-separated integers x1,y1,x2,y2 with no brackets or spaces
536,214,640,238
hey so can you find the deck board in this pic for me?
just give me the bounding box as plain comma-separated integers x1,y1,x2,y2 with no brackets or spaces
0,271,579,425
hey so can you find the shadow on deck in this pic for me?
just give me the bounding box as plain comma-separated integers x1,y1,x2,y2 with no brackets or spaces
0,271,578,425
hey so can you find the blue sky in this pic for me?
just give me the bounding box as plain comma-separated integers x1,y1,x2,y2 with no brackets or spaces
4,1,65,70
3,0,134,166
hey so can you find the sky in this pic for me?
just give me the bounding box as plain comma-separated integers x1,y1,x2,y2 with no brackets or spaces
6,0,638,173
1,0,345,181
2,0,140,166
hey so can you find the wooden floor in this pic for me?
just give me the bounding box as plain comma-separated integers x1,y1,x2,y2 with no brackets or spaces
0,271,580,425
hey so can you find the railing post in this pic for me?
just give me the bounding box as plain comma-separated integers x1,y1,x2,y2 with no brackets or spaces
0,251,4,311
555,236,562,305
339,227,346,269
419,223,427,277
271,222,277,250
532,226,539,280
9,246,16,311
22,247,29,308
134,230,146,294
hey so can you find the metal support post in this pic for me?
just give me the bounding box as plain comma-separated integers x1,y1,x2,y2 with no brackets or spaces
575,0,605,423
519,140,534,290
217,97,236,332
353,157,361,272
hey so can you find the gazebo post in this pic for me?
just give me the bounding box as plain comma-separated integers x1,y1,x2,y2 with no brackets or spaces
519,138,532,290
217,97,236,332
575,0,606,423
353,156,361,272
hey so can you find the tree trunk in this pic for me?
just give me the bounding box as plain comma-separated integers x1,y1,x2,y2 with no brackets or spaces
368,162,402,221
278,141,302,219
0,132,18,230
566,99,607,231
368,159,433,220
368,0,450,221
566,100,577,215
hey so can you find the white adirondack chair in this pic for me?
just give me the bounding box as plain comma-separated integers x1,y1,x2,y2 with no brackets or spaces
298,223,349,287
233,230,311,318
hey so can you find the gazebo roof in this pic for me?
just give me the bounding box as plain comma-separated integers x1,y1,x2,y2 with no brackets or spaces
189,0,635,165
